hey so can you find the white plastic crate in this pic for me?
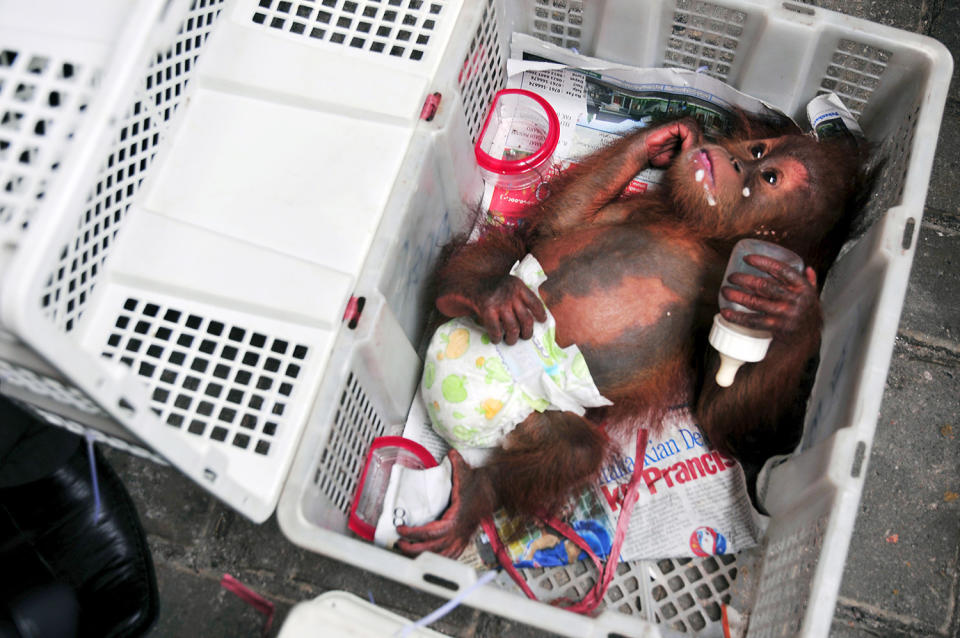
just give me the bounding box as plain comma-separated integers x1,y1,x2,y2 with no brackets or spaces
277,590,450,638
276,2,952,636
0,0,952,637
0,0,226,455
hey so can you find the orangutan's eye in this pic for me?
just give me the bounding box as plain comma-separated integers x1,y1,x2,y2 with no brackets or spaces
750,144,765,159
761,170,778,185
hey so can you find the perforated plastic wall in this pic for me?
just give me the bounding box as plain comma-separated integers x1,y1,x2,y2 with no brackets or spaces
512,552,740,633
665,0,746,82
0,358,104,415
40,0,225,333
0,0,227,483
747,514,828,636
101,295,312,458
458,0,506,143
313,371,389,514
855,98,920,237
249,0,449,62
527,0,585,50
24,402,168,465
0,49,95,241
820,39,891,117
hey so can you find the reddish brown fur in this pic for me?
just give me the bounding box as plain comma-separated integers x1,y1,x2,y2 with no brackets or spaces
399,116,866,558
488,411,614,520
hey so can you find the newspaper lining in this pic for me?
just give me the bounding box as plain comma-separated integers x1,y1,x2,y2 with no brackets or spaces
403,395,766,567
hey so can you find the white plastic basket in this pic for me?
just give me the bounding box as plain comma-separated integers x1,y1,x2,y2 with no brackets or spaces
0,0,952,636
275,2,952,636
277,590,450,638
0,0,226,456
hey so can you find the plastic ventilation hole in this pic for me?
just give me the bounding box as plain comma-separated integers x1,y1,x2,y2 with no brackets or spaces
851,440,866,477
531,0,584,50
820,38,891,117
314,371,386,513
902,217,916,250
782,2,815,15
102,297,309,457
0,48,89,235
458,0,504,143
40,1,224,333
251,0,444,61
665,0,745,80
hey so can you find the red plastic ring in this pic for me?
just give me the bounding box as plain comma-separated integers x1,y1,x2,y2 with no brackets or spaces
348,436,438,541
474,88,560,175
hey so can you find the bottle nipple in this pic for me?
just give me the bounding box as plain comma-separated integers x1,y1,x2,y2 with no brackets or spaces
710,239,804,387
715,352,744,387
708,313,772,387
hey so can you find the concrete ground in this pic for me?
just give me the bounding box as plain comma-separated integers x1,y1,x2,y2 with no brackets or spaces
98,1,959,636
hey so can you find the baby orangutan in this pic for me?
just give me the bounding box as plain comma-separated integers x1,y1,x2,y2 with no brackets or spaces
399,116,863,558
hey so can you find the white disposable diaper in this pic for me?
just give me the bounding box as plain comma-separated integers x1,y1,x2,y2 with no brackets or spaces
421,254,612,451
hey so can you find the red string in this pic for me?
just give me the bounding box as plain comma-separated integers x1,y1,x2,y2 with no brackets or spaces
220,574,275,637
483,428,650,615
480,518,536,599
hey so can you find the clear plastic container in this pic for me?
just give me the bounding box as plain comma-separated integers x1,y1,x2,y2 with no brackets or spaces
474,88,560,190
709,239,804,386
348,436,438,541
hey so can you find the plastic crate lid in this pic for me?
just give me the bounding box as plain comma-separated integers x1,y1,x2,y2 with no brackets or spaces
277,591,449,638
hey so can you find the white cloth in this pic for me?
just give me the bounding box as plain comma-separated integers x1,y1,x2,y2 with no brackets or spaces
374,457,453,549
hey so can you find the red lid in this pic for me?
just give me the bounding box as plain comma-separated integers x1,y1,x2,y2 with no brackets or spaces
474,88,560,176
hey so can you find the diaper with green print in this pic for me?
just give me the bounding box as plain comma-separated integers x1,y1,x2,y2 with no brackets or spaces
421,254,612,450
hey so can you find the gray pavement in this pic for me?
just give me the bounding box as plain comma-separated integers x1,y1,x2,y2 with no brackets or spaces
104,1,959,636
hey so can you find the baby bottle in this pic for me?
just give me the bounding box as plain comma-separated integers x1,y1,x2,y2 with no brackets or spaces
709,239,804,387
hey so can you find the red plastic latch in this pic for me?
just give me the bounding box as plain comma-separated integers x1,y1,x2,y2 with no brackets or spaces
343,296,365,329
420,92,441,121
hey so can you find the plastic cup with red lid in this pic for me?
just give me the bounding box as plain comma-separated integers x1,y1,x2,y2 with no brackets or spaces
474,88,560,190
